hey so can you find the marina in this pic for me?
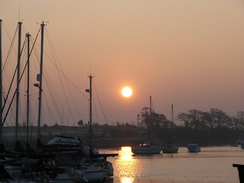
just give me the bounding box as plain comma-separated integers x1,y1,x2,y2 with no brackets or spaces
1,1,244,183
1,142,243,182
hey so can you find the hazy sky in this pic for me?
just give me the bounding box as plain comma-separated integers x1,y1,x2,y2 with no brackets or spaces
1,0,244,126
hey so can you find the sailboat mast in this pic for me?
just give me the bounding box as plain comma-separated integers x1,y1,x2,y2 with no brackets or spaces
15,21,22,141
0,19,2,142
37,22,45,138
171,104,174,141
149,96,152,114
86,74,94,148
149,96,153,139
89,74,93,147
26,33,31,142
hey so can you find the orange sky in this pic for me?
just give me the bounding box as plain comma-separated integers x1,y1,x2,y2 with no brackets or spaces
1,0,244,126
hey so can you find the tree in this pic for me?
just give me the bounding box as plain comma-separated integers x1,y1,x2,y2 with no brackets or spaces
209,108,231,129
139,107,173,139
177,112,192,129
234,111,244,130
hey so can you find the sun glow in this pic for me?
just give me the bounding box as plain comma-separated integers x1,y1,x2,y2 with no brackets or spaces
121,87,133,97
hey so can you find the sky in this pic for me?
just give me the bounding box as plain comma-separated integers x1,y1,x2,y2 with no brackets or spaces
1,0,244,127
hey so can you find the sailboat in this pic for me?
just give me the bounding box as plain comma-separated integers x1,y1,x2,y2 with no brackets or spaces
131,96,162,154
161,104,179,153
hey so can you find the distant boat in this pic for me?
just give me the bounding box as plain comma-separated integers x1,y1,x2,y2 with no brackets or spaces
187,142,201,152
162,141,179,153
132,140,162,154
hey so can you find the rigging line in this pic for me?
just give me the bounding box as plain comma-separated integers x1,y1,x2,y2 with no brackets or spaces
42,72,64,123
41,50,88,100
40,54,73,125
2,27,40,111
4,24,26,74
18,25,41,70
33,34,88,100
42,64,74,125
43,96,59,126
42,64,63,120
34,37,88,100
31,43,89,100
30,32,43,75
93,81,108,124
43,70,64,122
19,35,26,59
28,27,41,58
3,34,39,125
45,30,76,124
2,24,18,71
2,87,17,126
2,65,17,112
46,30,82,122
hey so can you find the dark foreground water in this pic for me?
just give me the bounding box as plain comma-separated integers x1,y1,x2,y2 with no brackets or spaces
101,146,243,183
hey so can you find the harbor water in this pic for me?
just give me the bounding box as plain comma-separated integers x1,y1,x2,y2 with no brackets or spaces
102,146,243,183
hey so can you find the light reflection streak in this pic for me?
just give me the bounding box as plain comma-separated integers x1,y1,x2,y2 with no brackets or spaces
116,146,139,183
120,146,133,161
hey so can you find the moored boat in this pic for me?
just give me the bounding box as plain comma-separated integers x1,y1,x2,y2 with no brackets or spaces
132,140,161,154
45,135,117,182
132,145,162,154
187,143,201,152
162,142,179,153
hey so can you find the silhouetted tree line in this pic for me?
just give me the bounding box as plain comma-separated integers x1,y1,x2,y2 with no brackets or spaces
137,107,244,146
36,107,244,147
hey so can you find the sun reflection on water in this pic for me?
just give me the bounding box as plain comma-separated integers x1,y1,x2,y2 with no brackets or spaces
119,146,133,160
120,177,135,183
116,146,139,183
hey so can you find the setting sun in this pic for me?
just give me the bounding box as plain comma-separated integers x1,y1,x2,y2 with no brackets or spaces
121,87,133,97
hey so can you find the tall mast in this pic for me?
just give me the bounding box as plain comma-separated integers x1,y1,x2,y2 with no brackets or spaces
86,74,94,148
37,22,45,138
0,20,2,142
171,104,174,141
149,95,153,139
26,33,30,142
15,21,22,141
149,96,152,114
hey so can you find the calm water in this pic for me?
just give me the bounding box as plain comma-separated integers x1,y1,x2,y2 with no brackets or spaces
101,146,244,183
